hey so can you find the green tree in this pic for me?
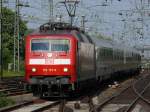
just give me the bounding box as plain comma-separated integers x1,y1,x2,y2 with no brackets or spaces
2,7,27,69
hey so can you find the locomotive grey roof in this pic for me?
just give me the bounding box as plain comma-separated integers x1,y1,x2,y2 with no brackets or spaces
30,22,139,54
30,22,94,43
31,22,81,35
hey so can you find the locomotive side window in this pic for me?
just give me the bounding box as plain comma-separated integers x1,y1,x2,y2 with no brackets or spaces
31,39,70,52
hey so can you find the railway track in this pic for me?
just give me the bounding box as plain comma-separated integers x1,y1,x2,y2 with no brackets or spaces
124,76,150,112
5,75,139,112
1,75,147,112
96,74,150,112
0,100,34,112
0,88,28,96
0,99,60,112
19,91,100,112
35,97,97,112
0,76,29,96
96,85,132,111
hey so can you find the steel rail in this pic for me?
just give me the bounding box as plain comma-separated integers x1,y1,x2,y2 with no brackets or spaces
31,101,60,112
133,80,150,104
96,85,131,112
6,91,29,96
97,76,146,112
124,77,150,112
0,99,60,112
89,96,97,112
0,101,33,112
59,99,66,112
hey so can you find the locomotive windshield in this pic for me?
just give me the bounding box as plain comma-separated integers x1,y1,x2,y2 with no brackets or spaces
31,39,70,52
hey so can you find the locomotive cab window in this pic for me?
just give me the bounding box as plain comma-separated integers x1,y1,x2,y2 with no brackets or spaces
31,39,49,51
31,39,70,52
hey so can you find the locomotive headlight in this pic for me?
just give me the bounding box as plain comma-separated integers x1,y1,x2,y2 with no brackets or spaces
64,68,68,72
32,68,36,72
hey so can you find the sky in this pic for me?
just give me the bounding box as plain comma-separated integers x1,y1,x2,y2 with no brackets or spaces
4,0,150,47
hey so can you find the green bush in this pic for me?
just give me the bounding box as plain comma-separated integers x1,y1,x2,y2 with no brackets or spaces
3,70,24,77
0,93,15,108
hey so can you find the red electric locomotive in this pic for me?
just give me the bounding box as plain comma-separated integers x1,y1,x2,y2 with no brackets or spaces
25,22,96,97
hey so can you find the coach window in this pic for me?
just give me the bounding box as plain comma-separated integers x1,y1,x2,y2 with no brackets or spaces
107,49,110,59
102,48,105,59
102,48,104,58
104,49,106,58
128,52,130,61
115,51,117,60
120,51,122,60
118,51,120,60
119,51,120,60
106,49,108,59
116,51,118,60
102,49,105,59
127,53,129,61
104,48,106,58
